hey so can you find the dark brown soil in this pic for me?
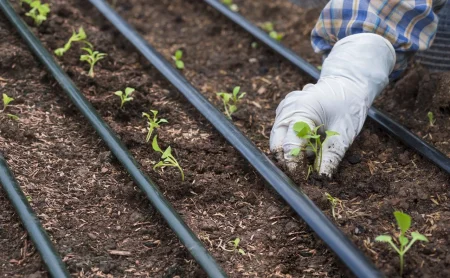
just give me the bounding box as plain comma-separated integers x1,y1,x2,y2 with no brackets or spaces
0,0,448,277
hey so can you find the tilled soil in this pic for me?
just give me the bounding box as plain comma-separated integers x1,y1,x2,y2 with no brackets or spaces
0,0,449,277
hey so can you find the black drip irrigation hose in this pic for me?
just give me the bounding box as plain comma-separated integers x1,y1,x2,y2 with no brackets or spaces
87,0,383,277
0,153,70,278
0,1,227,277
204,0,450,175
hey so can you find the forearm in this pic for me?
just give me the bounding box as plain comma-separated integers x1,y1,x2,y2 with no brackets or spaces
311,0,447,79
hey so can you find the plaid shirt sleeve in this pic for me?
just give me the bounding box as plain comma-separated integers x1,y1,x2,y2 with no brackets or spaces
311,0,448,79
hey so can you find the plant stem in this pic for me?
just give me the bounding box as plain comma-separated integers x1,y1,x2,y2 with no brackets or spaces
177,165,185,181
400,253,404,276
88,65,94,78
223,103,231,119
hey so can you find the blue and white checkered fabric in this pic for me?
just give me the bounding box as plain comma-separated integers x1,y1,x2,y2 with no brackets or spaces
311,0,448,79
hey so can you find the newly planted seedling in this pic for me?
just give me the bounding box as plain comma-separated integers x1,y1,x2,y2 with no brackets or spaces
1,93,18,120
427,111,436,127
114,87,134,109
375,211,428,276
172,50,185,70
290,121,339,174
261,22,284,41
221,0,239,12
24,1,50,26
325,192,340,220
142,110,168,142
228,238,246,255
152,136,184,181
54,27,90,56
80,46,107,77
216,86,246,119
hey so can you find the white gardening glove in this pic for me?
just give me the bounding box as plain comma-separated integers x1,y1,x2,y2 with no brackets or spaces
270,33,396,177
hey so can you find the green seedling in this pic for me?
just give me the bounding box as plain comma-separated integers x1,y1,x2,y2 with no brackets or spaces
24,1,50,26
261,21,284,41
427,111,436,127
2,93,13,112
142,110,168,142
1,93,18,120
216,86,246,119
290,121,339,174
251,42,258,49
80,47,107,77
152,135,184,181
375,211,428,276
172,50,185,70
54,27,90,57
325,192,340,220
221,0,238,12
231,238,246,255
114,87,134,109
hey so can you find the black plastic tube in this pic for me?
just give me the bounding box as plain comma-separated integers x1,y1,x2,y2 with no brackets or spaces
204,0,450,175
0,1,227,277
0,153,70,278
87,1,383,277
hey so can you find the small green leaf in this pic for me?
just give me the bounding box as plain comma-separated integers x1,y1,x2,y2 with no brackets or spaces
233,238,240,248
152,135,162,152
7,114,19,121
375,235,392,242
3,94,14,106
394,211,411,234
411,232,428,242
238,92,246,99
125,87,135,96
238,249,245,255
175,50,183,60
81,47,93,55
142,112,150,118
114,91,123,97
158,119,168,124
293,121,311,138
150,110,158,117
291,148,300,156
233,86,240,96
175,60,184,69
262,22,274,32
162,146,172,159
325,130,339,137
229,105,237,114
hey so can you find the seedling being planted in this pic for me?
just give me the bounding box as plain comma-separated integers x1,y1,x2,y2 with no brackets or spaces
80,46,107,77
142,110,168,142
24,1,50,26
152,135,184,181
172,50,184,70
427,111,436,127
221,0,239,12
375,211,428,276
54,27,90,57
216,86,246,119
114,87,134,109
261,22,284,41
290,121,339,175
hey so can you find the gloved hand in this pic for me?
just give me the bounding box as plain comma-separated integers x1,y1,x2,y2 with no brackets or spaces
270,33,396,177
